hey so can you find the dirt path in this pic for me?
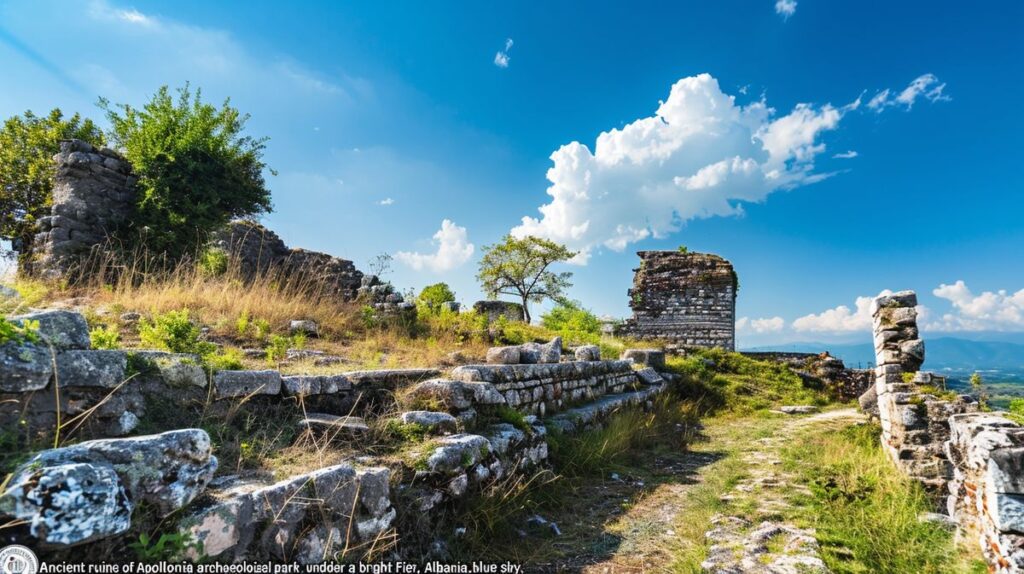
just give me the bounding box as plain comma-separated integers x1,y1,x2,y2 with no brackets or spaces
534,408,863,573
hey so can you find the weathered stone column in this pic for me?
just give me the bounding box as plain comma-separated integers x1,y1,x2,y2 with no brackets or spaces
871,290,977,495
30,140,137,279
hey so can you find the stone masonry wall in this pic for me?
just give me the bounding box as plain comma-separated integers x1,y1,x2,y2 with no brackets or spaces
870,290,977,495
210,220,365,301
30,140,137,279
869,290,1024,572
617,251,737,350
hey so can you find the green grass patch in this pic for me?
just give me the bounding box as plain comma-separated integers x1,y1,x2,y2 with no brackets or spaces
781,422,985,574
666,348,834,415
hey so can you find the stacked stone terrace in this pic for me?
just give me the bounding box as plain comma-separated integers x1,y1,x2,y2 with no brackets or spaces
869,290,1024,572
0,307,667,561
617,250,737,350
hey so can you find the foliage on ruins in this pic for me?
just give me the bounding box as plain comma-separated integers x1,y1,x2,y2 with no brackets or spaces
99,84,273,259
417,282,456,314
476,235,576,323
540,299,601,342
0,109,105,260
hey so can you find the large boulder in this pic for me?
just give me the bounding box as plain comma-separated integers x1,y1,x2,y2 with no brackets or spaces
1,429,216,547
9,309,90,350
0,462,133,546
621,348,666,371
574,345,601,362
472,300,525,323
486,346,521,365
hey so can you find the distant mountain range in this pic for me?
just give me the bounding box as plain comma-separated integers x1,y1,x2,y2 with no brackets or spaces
742,337,1024,373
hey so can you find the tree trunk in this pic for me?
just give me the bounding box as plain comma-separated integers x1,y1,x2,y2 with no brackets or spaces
521,295,531,324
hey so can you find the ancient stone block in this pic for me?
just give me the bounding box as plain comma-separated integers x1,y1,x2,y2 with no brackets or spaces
486,346,521,365
424,434,492,475
213,370,282,398
55,350,127,388
10,309,90,350
407,379,505,412
0,462,132,547
0,341,53,392
621,348,666,370
399,411,458,434
132,351,206,388
472,300,525,323
574,345,601,361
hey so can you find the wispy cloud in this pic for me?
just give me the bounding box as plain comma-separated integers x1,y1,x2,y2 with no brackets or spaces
833,150,858,159
494,37,513,68
775,0,797,20
0,25,88,93
378,197,394,206
867,73,951,112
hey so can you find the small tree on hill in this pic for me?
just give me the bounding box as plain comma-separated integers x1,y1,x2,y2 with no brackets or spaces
0,109,105,262
417,282,456,314
99,84,273,259
476,235,576,323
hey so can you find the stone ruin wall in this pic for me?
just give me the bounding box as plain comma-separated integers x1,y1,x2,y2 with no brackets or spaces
22,139,366,301
29,140,137,279
0,307,669,561
617,251,737,350
869,290,1024,572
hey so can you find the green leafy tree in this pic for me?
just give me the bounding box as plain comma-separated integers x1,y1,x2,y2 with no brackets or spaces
0,109,104,260
99,84,273,259
969,372,989,411
541,299,601,339
476,235,576,323
417,282,456,314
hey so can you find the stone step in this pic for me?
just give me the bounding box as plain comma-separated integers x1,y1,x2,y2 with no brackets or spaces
297,414,369,434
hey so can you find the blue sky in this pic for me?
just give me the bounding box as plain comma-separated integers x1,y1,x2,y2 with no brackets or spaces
2,0,1022,347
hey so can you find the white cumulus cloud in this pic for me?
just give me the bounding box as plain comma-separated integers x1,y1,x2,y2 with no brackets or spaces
737,316,786,333
867,73,950,112
793,291,893,332
927,281,1024,331
512,73,848,263
395,220,475,272
378,197,394,206
775,0,797,19
494,38,513,68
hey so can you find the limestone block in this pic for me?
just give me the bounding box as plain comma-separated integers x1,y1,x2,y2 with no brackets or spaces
485,423,527,455
180,496,255,559
289,320,318,337
9,309,90,350
133,351,206,388
213,369,282,398
486,346,521,365
621,349,666,370
0,340,53,392
399,410,458,434
635,367,665,386
407,379,505,412
987,448,1024,494
989,493,1024,534
0,462,132,546
871,291,918,316
55,350,127,388
574,345,601,361
424,434,492,475
538,337,562,364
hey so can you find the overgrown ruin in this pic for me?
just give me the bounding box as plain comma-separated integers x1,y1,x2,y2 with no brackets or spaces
617,250,738,350
869,290,1024,572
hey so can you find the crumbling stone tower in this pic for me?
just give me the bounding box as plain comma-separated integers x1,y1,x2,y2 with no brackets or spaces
617,251,737,350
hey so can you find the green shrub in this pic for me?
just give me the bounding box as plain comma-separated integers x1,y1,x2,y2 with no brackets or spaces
89,325,121,350
99,84,272,259
198,247,229,277
0,317,39,346
540,299,601,344
139,310,215,356
129,531,202,562
491,315,555,345
235,311,251,338
417,282,456,315
0,109,105,262
421,308,488,342
206,347,244,371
